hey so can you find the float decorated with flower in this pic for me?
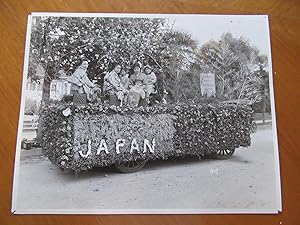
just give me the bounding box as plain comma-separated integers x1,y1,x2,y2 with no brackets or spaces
41,100,253,173
30,17,264,174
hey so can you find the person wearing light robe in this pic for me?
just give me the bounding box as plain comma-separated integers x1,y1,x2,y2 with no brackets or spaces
144,65,157,103
119,68,130,106
120,69,130,90
67,61,96,100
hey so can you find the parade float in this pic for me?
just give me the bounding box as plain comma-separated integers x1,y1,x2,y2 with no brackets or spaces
41,100,253,173
39,59,254,173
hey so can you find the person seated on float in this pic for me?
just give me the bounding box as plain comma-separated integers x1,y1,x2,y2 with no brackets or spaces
127,79,146,108
127,63,147,107
103,63,127,106
120,68,130,90
129,62,146,87
144,64,157,104
67,61,98,101
120,68,130,105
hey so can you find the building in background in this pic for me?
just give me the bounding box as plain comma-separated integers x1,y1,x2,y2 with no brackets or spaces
25,64,44,110
23,64,44,140
49,70,71,101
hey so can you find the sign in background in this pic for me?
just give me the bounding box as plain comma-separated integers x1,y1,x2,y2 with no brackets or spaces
200,72,216,97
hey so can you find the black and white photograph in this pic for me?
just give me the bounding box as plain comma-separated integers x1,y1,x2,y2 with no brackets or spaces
12,13,281,214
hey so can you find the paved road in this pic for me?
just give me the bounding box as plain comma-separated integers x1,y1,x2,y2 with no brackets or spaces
15,125,279,212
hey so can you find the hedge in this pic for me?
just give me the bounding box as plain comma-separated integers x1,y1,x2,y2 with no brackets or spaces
41,102,253,172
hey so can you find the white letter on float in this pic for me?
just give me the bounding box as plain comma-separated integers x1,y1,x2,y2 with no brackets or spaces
116,139,125,154
97,139,109,154
130,138,140,153
143,138,155,153
79,139,92,158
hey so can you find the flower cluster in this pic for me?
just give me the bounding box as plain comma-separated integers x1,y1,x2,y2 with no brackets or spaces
41,103,75,170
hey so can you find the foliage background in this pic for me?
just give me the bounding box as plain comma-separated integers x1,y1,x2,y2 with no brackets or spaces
28,16,270,112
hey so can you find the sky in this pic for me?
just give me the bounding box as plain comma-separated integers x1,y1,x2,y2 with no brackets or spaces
166,15,271,55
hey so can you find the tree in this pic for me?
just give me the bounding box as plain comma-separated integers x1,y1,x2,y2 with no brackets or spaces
197,33,268,104
28,16,167,102
156,30,198,102
197,39,239,98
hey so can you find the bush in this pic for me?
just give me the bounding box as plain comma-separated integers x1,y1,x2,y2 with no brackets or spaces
41,102,253,172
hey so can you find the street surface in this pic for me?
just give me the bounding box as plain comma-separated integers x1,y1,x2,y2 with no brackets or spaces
15,124,278,211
